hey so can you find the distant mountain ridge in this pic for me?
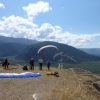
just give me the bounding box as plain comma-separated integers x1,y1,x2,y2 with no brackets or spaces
16,41,100,63
0,35,39,57
0,35,39,45
0,42,28,57
0,36,100,63
79,48,100,55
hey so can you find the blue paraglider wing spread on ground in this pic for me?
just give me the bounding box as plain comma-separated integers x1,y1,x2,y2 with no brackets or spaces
0,72,41,78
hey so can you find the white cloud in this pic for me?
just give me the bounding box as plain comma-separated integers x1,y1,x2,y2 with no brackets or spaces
22,1,52,21
0,32,9,37
0,3,5,8
0,15,38,38
32,23,100,47
0,14,100,47
0,1,100,48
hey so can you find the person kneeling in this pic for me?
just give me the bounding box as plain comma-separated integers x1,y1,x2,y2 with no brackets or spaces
23,64,28,70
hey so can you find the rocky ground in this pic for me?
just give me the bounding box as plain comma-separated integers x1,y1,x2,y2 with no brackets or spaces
0,65,100,100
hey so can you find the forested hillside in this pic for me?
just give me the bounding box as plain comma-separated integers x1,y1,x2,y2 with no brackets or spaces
0,43,28,57
16,41,100,63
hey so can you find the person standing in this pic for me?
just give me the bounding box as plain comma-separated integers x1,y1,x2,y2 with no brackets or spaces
5,58,8,69
38,58,43,70
47,60,51,70
29,58,34,70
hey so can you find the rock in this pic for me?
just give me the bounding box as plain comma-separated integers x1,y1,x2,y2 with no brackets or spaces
83,80,93,85
93,81,100,92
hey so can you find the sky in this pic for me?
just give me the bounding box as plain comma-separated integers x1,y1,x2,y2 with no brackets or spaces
0,0,100,48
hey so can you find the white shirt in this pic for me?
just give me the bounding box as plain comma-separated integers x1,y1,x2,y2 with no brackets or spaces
38,59,43,63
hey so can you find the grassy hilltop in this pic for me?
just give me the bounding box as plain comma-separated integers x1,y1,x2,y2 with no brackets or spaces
0,65,100,100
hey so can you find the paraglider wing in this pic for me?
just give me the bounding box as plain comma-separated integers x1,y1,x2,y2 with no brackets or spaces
65,55,78,64
53,52,78,64
38,45,58,54
53,52,63,60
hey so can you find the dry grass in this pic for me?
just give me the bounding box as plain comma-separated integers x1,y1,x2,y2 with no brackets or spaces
0,65,100,100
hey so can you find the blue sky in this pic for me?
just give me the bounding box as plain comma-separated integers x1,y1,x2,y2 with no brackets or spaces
0,0,100,48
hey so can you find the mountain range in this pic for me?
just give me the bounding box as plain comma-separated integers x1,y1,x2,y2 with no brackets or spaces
79,48,100,56
16,41,100,63
0,35,39,45
0,36,39,57
0,35,100,63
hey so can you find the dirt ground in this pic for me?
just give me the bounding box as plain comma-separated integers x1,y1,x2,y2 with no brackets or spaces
0,66,100,100
0,66,65,100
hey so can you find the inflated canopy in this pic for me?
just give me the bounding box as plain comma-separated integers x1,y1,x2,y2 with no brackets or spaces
37,45,58,54
53,52,64,60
